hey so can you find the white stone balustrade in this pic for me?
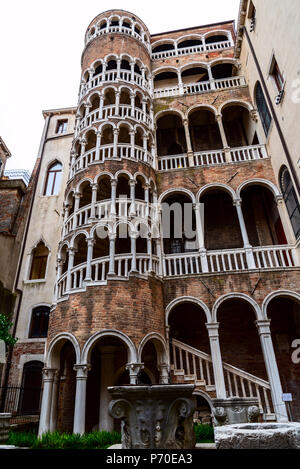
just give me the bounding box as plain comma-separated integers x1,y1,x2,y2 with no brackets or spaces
157,144,269,172
85,25,151,52
78,105,152,132
151,40,233,60
153,76,246,99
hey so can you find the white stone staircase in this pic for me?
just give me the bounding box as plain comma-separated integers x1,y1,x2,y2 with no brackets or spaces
170,338,276,421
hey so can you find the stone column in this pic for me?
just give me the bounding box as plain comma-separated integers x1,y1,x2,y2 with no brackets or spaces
256,320,289,422
130,130,135,160
55,259,63,301
207,65,216,90
80,138,87,170
158,363,169,384
73,364,91,435
102,61,107,81
116,58,121,79
115,91,120,115
206,323,227,399
276,195,296,245
130,61,135,82
194,203,208,272
233,199,256,269
143,135,148,163
90,183,98,220
216,114,231,162
49,370,60,432
85,237,95,281
66,247,75,291
126,363,144,384
141,99,147,123
147,236,153,272
73,192,81,229
130,92,135,118
156,238,163,276
144,183,150,218
38,368,56,436
99,347,115,431
108,234,116,275
99,94,104,119
110,179,117,216
130,232,137,272
129,179,136,216
178,71,184,95
95,131,102,161
183,118,194,167
113,128,119,158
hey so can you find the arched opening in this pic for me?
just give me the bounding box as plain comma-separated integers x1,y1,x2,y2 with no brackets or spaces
136,222,148,254
122,20,131,30
134,63,141,75
194,395,212,425
116,174,130,199
205,34,228,44
93,63,102,77
73,234,87,267
118,124,130,144
188,109,222,151
200,189,243,250
267,296,300,421
135,92,143,109
44,161,62,196
19,361,43,415
135,127,144,148
152,43,175,53
101,125,114,145
162,193,196,254
211,62,236,80
140,340,162,384
109,18,119,27
178,38,202,49
154,71,178,90
280,166,300,239
181,66,208,84
29,241,49,280
218,298,267,378
106,59,117,71
79,181,92,209
115,223,131,256
96,175,111,202
60,244,69,275
156,114,187,156
121,59,131,71
99,20,107,30
222,105,253,147
89,94,100,112
241,184,287,246
135,176,145,200
92,227,109,261
85,130,97,152
120,89,131,105
103,88,115,106
66,191,75,218
85,335,130,432
56,342,76,432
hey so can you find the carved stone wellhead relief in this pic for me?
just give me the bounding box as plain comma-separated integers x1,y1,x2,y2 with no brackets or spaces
108,385,196,449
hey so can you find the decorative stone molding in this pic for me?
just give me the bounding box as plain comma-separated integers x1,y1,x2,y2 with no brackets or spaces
212,397,260,426
108,384,196,449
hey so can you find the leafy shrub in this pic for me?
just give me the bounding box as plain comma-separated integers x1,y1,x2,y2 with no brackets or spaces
194,424,214,443
7,430,37,447
5,430,121,449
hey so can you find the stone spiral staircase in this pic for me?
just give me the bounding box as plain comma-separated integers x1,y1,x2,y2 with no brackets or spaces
170,338,276,421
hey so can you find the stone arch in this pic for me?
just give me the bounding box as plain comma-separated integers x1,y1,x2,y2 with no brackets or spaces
236,178,281,200
81,329,137,364
212,292,262,322
138,332,168,364
158,187,196,204
46,332,81,368
165,296,212,324
262,290,300,319
196,183,237,202
218,99,254,115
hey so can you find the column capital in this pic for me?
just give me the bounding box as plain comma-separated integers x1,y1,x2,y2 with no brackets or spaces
255,319,271,335
111,178,117,186
233,198,242,207
42,368,57,380
73,363,91,378
86,237,95,246
108,233,116,241
91,182,98,190
129,179,136,186
113,128,119,135
206,322,220,337
67,246,77,254
275,194,284,204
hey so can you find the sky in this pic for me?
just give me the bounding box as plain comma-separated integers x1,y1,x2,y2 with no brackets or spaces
0,0,240,172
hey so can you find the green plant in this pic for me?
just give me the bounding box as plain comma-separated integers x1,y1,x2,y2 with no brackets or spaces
7,430,37,447
194,424,214,443
0,313,18,346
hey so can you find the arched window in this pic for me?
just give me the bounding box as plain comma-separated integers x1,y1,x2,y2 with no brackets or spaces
29,241,49,280
280,166,300,239
255,81,272,135
44,161,62,196
29,305,50,338
19,361,43,415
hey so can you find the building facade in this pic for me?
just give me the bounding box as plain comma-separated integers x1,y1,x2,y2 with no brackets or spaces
3,3,300,432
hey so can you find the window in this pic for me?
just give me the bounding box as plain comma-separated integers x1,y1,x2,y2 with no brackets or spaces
29,241,49,280
29,306,50,338
270,59,284,92
56,119,68,134
44,161,62,195
248,1,256,32
280,167,300,239
255,81,272,136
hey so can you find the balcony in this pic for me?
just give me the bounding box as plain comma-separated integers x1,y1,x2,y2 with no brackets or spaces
163,245,298,277
152,39,233,60
78,104,152,133
153,76,246,99
157,144,269,171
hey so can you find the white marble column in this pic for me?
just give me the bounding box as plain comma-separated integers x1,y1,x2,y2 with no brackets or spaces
90,183,98,219
206,323,227,398
130,61,135,82
234,198,256,269
183,118,194,167
85,237,95,281
158,363,169,384
194,202,208,273
115,91,120,116
73,364,90,435
38,368,56,436
178,71,184,95
49,370,60,432
99,94,104,119
276,195,296,245
73,192,81,229
113,128,119,158
130,92,135,118
110,179,117,216
95,132,102,161
130,130,135,160
256,320,289,422
143,135,148,162
207,65,216,90
66,247,75,291
108,234,116,275
129,179,136,216
130,232,137,272
216,114,231,161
